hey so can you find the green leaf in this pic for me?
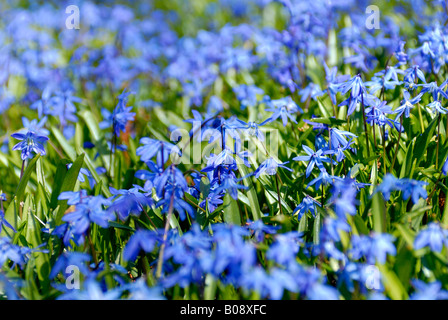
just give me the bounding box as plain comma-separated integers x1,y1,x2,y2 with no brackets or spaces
372,192,387,233
15,155,40,210
378,264,409,300
51,127,76,161
223,193,241,225
54,153,85,225
308,117,346,126
413,116,437,167
237,163,263,221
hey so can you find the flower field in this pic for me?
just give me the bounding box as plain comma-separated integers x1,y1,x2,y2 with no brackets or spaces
1,0,448,301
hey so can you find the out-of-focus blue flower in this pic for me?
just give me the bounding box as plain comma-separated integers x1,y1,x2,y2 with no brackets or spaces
57,278,122,300
350,233,396,264
410,280,448,300
67,163,91,183
21,116,49,136
414,222,448,253
233,84,264,109
247,220,280,242
49,252,91,279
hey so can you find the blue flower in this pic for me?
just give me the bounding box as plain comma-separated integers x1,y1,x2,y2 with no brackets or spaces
292,196,320,220
307,169,342,190
337,74,366,116
67,163,91,183
99,90,135,137
262,96,302,127
410,280,448,300
394,90,421,120
58,190,88,206
426,100,448,115
253,157,292,178
247,220,280,242
108,185,153,221
293,145,334,178
215,174,248,200
123,230,159,261
136,138,181,165
414,222,448,253
62,196,114,235
11,130,49,160
350,233,396,265
233,84,264,109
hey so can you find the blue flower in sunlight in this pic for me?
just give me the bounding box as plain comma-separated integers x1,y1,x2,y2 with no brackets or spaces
62,196,114,235
394,90,421,120
253,157,292,178
136,138,181,165
293,145,334,178
215,175,248,200
307,169,342,190
329,128,357,150
414,222,448,253
11,130,49,160
419,81,448,101
99,90,135,137
123,230,159,261
292,196,321,220
108,185,153,221
426,100,448,115
403,65,426,90
262,96,302,127
156,184,195,221
337,74,366,116
58,190,88,206
443,155,448,176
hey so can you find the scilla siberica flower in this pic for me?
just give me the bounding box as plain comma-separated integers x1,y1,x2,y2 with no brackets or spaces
11,130,49,160
99,90,135,137
61,195,114,235
108,185,153,221
253,157,292,178
414,222,448,253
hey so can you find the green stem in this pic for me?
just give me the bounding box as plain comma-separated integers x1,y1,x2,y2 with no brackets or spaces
381,126,387,175
361,94,371,158
275,174,282,216
391,115,403,171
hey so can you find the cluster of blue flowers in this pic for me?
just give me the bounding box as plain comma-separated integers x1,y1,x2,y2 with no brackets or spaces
1,0,448,301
